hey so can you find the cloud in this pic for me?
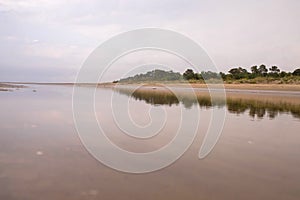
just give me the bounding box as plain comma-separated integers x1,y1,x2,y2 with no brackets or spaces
0,0,300,82
22,42,90,59
0,0,63,12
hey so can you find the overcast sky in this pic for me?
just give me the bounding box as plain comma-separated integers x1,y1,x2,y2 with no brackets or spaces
0,0,299,82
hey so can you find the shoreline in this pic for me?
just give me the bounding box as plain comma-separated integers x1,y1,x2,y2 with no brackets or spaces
0,83,26,91
112,83,300,92
1,82,300,92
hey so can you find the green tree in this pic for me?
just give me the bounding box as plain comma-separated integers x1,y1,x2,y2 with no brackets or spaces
183,69,197,80
269,66,280,77
258,64,268,76
269,66,280,73
293,68,300,76
228,67,249,79
219,72,226,80
249,65,259,79
279,71,287,78
201,71,220,79
251,65,259,74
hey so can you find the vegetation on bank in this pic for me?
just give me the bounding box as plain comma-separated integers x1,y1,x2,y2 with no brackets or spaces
116,65,300,84
118,69,182,83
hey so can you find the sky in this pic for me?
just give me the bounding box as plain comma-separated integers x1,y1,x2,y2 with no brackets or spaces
0,0,300,82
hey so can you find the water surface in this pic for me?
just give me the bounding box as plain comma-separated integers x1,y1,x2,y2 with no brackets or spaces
0,85,300,200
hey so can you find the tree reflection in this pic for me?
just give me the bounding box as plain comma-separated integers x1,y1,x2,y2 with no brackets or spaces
115,87,300,120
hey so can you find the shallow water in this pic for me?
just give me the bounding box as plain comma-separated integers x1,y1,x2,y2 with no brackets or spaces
0,85,300,200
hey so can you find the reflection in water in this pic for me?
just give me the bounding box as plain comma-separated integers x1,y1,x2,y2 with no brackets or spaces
227,98,300,119
1,85,300,200
130,89,180,106
115,87,300,119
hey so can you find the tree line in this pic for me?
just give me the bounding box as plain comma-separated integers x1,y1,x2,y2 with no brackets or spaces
119,69,182,82
183,65,300,81
116,66,300,83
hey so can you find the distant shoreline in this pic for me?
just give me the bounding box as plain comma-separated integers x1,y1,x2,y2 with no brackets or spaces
0,83,26,91
1,82,300,92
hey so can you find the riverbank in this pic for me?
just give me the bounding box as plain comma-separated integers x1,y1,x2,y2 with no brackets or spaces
112,82,300,92
0,83,25,91
2,82,300,92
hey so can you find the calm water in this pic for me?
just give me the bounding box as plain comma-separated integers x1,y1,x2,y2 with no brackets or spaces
0,84,300,200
